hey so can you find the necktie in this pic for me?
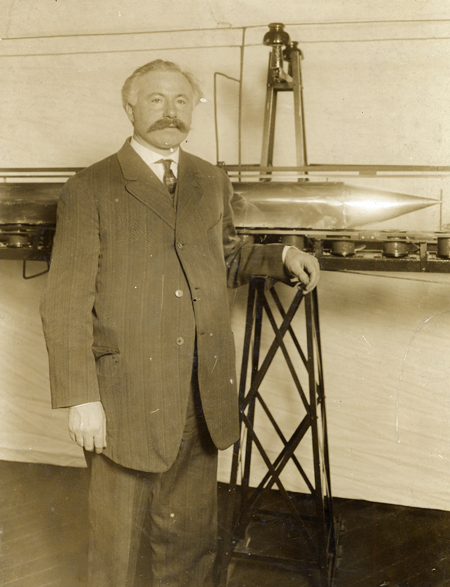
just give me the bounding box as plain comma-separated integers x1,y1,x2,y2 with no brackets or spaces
157,159,177,195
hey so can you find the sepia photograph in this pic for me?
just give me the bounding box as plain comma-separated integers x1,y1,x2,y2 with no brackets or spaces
1,2,450,586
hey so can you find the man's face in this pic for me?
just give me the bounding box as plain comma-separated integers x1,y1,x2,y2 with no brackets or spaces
125,70,195,153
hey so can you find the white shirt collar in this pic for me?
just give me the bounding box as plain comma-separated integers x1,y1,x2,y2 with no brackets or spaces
130,136,179,168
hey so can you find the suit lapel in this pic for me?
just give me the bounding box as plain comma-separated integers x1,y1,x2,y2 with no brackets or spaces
117,140,176,229
176,150,204,225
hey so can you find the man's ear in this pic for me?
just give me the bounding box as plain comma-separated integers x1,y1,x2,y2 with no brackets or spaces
125,103,134,123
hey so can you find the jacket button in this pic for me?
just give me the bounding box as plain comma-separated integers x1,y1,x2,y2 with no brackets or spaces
176,337,184,345
177,242,184,249
175,290,184,297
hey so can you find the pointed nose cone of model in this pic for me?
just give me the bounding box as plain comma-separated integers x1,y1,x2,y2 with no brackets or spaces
231,182,438,229
338,184,438,228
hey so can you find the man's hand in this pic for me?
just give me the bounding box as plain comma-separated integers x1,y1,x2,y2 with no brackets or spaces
284,247,320,294
68,401,107,454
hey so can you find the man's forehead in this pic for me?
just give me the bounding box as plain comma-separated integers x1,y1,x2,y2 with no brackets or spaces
137,70,194,96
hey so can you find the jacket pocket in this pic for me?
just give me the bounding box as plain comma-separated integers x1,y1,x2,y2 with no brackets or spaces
92,346,120,360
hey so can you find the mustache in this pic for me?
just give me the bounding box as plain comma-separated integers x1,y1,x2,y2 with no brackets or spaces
148,117,190,133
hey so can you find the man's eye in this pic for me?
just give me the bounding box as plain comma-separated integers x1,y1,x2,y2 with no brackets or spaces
151,98,163,104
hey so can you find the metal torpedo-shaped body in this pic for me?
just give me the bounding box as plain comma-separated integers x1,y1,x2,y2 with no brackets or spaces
231,182,438,230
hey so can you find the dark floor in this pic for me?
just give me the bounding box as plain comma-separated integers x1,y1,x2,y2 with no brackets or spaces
1,460,449,587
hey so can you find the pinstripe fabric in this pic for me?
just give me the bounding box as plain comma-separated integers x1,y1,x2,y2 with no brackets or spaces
85,384,218,587
40,139,291,473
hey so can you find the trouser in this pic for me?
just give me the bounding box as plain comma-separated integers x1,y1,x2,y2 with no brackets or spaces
84,385,219,587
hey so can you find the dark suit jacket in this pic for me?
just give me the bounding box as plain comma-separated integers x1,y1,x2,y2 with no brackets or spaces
41,140,291,472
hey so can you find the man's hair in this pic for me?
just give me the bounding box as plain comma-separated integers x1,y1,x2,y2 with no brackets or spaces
121,59,203,109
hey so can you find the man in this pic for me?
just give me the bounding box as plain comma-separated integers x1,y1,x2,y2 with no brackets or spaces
40,59,319,587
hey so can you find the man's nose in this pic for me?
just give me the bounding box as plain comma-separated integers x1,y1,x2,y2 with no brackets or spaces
164,100,177,118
